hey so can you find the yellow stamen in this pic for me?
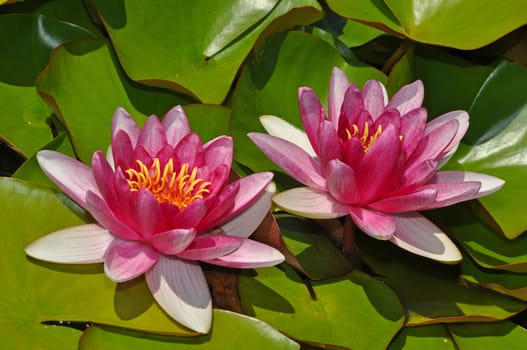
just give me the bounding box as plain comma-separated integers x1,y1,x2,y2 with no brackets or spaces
345,123,383,152
125,158,211,210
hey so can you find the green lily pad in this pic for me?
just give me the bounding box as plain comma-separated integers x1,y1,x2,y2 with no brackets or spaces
0,177,194,340
0,14,95,157
239,265,404,349
78,310,299,350
36,38,194,163
356,232,527,326
327,0,527,50
448,321,527,349
231,30,386,173
277,215,352,280
183,104,231,142
90,0,322,104
339,19,386,48
430,204,527,273
13,132,76,187
388,324,455,350
461,256,527,302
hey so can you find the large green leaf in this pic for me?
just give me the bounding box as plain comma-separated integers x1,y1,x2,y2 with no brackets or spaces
0,14,95,157
231,30,385,173
78,310,299,350
0,177,194,342
461,256,527,302
356,233,527,326
239,265,404,349
448,321,527,349
36,38,194,163
430,204,527,272
90,0,322,104
388,324,455,350
446,62,527,239
277,215,352,280
327,0,527,49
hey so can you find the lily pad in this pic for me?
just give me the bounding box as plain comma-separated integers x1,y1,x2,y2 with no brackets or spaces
356,232,527,326
448,321,527,349
388,324,455,350
90,0,322,104
430,204,527,273
78,310,299,350
0,177,194,341
461,255,527,302
327,0,527,49
277,215,352,280
36,38,194,163
239,265,404,349
231,30,385,173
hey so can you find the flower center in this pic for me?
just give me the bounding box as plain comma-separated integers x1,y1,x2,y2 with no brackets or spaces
345,122,382,152
125,158,211,210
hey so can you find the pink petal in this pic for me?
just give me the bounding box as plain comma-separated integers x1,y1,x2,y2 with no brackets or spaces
317,120,342,167
273,187,348,219
259,115,317,157
137,115,168,157
203,136,233,172
199,172,273,231
112,107,140,147
130,189,165,241
177,235,244,260
162,105,191,147
91,151,119,211
204,239,285,268
326,159,359,204
104,239,159,282
429,171,505,198
401,160,438,187
426,111,469,166
362,79,388,120
145,256,212,333
174,132,204,167
150,228,197,255
400,107,427,159
37,150,99,210
168,199,208,229
249,132,326,190
348,206,396,239
25,224,113,264
356,124,402,202
406,119,459,168
111,130,135,169
328,67,349,126
386,80,424,115
221,182,275,238
340,84,364,126
421,181,481,209
298,87,323,154
390,212,462,263
369,187,437,212
342,137,366,169
85,191,142,241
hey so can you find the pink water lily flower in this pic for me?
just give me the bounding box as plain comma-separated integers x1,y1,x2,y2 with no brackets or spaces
249,67,504,263
26,106,284,333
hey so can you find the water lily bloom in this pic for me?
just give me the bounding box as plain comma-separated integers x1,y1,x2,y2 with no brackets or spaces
26,106,284,333
249,67,504,263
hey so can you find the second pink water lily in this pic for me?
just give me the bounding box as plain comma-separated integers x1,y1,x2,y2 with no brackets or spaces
249,67,504,263
26,106,284,333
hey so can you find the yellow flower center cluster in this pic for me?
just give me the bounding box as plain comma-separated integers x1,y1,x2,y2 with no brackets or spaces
345,122,383,152
126,158,211,210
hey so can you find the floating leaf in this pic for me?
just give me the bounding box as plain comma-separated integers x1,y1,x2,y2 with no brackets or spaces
356,233,527,326
91,0,322,103
388,324,455,350
79,310,299,350
327,0,527,49
36,39,194,163
239,265,404,349
448,321,527,349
